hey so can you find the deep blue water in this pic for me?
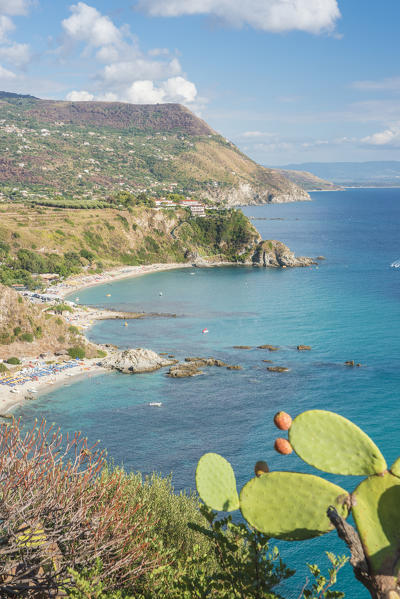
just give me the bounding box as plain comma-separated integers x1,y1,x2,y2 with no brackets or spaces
16,188,400,597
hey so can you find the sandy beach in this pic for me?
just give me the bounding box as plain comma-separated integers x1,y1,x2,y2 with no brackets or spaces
51,262,193,299
0,359,106,417
0,262,195,417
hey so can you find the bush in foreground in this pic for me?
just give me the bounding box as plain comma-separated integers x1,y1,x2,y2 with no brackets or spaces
0,419,162,596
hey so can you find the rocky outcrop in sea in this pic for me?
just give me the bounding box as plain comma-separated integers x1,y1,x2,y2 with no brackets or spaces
100,348,174,373
249,240,315,268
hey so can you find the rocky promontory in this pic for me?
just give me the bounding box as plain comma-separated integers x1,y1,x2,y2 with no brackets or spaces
249,240,315,268
100,348,175,373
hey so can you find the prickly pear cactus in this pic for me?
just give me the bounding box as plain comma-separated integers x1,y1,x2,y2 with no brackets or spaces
352,472,400,575
240,471,349,540
195,452,239,511
195,409,400,598
289,410,386,475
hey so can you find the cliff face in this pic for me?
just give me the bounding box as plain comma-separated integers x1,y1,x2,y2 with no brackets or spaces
0,93,309,206
249,240,315,267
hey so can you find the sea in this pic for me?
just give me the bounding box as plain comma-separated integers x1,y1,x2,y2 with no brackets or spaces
16,188,400,598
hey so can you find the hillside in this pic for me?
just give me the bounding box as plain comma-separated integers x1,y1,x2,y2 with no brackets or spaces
277,161,400,187
0,92,309,205
0,202,264,289
275,168,342,191
0,283,98,359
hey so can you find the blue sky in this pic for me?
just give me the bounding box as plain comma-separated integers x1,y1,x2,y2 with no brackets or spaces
1,0,400,164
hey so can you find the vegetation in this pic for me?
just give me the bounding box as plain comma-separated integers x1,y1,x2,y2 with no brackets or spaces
195,410,400,599
67,345,86,360
6,356,20,364
0,95,302,203
0,419,347,599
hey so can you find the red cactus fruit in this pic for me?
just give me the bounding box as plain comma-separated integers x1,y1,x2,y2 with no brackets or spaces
254,460,269,477
274,438,293,455
273,411,292,430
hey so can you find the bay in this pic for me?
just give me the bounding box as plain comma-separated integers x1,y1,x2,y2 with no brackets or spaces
16,188,400,597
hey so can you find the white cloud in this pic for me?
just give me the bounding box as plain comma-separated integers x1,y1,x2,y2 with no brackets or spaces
124,76,197,104
352,76,400,92
0,15,14,43
66,90,95,101
162,76,197,103
62,3,122,47
0,0,31,16
0,42,30,67
136,0,341,34
0,64,16,78
60,3,200,107
361,124,400,147
125,80,166,104
102,56,181,85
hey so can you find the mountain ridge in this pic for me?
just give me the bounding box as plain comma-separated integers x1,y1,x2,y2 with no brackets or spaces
0,92,309,205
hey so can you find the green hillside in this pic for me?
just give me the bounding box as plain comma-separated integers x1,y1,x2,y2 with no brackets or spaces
0,93,309,205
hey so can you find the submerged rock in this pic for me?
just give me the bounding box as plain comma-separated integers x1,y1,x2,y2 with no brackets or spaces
258,344,279,351
267,366,290,373
101,348,174,373
233,345,252,350
344,360,355,367
297,345,311,351
227,365,242,370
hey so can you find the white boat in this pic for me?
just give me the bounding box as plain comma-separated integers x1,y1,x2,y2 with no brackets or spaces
149,402,162,407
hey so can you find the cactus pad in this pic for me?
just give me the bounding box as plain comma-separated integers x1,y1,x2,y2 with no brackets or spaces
240,471,349,540
352,472,400,575
390,457,400,478
289,410,386,475
196,453,240,511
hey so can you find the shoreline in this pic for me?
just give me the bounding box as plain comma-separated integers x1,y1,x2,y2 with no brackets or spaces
51,262,194,299
0,360,107,416
0,260,211,415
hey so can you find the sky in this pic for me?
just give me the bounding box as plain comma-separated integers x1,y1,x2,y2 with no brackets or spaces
1,0,400,165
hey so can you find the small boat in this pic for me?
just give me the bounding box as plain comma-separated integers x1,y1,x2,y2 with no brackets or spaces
75,297,80,302
106,293,111,297
149,402,162,407
202,328,209,334
124,322,128,327
159,292,163,296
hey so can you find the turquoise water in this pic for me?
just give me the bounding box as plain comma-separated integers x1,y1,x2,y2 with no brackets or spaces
16,188,400,597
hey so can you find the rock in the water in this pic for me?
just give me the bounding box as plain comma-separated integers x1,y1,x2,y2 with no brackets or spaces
297,345,311,351
233,345,252,350
167,363,203,377
344,360,355,367
227,365,242,370
250,240,315,268
316,256,326,260
101,348,174,373
267,366,290,373
262,359,273,363
258,344,279,351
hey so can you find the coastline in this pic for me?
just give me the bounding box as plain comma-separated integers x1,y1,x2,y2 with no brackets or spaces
0,261,201,416
52,262,194,299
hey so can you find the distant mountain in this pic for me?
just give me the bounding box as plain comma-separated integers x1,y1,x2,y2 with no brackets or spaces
0,92,309,205
276,161,400,187
274,168,342,191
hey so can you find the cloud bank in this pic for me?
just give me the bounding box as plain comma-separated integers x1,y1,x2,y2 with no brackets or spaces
62,2,200,107
135,0,341,34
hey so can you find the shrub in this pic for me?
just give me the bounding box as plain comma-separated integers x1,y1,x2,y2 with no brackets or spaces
55,317,63,325
0,362,8,373
13,327,21,336
67,346,86,360
19,332,33,342
68,325,80,335
97,349,107,358
0,419,161,596
57,335,65,344
6,357,20,365
17,296,23,304
54,303,73,314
